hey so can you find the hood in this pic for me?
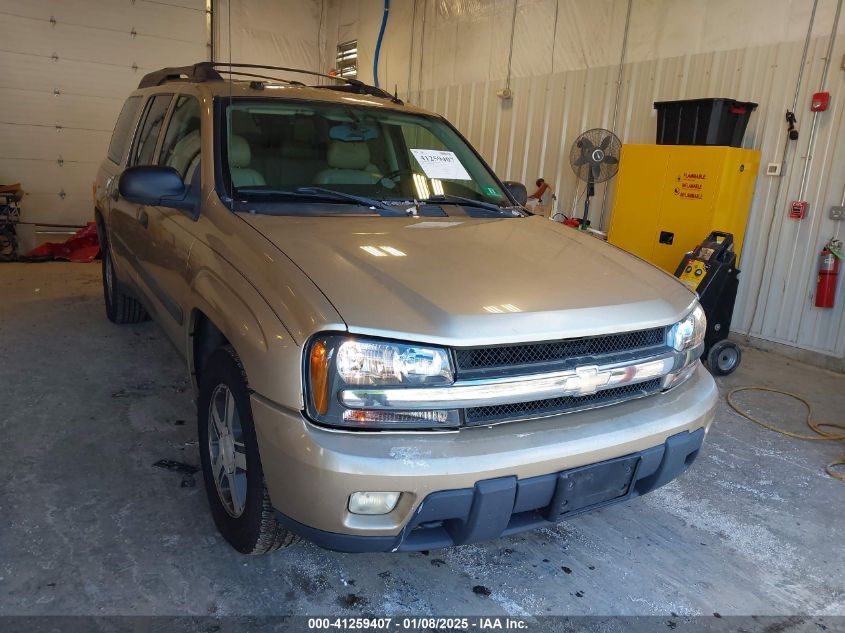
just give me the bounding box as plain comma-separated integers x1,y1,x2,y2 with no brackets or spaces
240,213,696,346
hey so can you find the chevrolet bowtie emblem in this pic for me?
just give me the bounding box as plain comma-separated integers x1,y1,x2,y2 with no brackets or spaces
564,365,611,396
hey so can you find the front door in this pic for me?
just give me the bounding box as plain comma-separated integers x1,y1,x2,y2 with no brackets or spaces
100,95,143,285
113,93,174,313
136,94,202,351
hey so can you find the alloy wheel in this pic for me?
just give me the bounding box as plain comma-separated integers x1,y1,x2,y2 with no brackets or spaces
207,383,248,517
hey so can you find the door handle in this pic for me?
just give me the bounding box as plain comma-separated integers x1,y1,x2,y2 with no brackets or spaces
138,209,149,229
105,176,119,201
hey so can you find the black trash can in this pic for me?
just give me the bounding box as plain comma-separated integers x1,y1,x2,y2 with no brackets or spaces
654,98,757,147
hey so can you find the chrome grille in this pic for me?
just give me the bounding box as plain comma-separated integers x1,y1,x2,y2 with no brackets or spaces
455,327,667,377
464,378,663,426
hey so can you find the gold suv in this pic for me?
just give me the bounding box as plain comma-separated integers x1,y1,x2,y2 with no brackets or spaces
94,63,717,554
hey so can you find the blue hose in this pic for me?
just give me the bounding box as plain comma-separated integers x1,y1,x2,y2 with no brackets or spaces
373,0,390,88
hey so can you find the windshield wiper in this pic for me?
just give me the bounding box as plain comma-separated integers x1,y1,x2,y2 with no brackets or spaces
295,187,401,213
235,187,406,215
421,194,525,216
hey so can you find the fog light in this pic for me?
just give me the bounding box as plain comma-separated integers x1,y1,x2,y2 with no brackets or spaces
348,491,400,515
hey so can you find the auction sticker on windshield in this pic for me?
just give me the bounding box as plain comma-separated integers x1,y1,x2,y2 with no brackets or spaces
410,149,472,180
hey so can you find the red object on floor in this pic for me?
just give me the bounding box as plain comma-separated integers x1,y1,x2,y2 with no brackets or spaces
24,221,100,263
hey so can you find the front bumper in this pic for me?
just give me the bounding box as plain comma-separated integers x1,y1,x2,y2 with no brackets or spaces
275,427,704,552
251,363,716,549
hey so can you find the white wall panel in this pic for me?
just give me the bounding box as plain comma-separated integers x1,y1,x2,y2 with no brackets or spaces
1,51,157,96
0,88,120,130
3,0,207,43
3,14,205,69
0,125,111,164
0,0,208,230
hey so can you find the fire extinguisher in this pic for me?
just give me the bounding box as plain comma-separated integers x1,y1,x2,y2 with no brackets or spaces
815,238,842,308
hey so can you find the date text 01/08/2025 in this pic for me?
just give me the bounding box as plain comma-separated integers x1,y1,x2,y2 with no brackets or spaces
307,617,529,630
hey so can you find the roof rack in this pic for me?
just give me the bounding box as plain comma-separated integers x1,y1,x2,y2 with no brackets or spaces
137,63,220,88
137,62,403,104
217,71,305,86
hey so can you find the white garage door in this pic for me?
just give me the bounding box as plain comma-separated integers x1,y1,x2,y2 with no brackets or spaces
0,0,208,245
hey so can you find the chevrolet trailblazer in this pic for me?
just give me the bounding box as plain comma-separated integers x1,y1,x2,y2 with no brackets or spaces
94,62,716,554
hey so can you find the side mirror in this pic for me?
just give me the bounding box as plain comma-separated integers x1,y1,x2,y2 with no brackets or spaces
503,180,528,206
118,166,194,211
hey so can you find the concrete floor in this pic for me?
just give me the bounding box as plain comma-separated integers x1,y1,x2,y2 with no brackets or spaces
1,262,843,618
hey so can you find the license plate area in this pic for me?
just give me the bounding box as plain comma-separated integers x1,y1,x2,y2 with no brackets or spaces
547,455,639,520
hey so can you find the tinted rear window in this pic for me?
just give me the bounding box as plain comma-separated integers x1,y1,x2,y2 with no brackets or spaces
107,96,142,164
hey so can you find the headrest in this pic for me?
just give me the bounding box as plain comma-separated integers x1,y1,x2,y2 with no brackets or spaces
327,141,370,170
230,135,251,168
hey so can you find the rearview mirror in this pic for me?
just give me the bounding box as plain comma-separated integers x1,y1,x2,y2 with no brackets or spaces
503,181,528,206
329,123,379,142
119,166,194,211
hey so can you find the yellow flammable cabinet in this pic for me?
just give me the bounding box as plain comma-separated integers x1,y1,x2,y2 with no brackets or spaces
607,144,760,273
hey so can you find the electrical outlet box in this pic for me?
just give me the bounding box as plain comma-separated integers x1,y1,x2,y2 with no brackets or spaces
766,162,781,176
831,205,845,221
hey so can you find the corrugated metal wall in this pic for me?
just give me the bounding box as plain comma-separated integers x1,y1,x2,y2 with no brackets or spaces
0,0,208,237
411,34,845,359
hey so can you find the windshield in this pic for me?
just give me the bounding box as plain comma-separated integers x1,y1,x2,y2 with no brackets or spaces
219,98,511,210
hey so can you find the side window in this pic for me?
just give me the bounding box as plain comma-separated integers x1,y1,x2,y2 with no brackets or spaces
107,96,142,164
130,95,172,167
158,96,201,182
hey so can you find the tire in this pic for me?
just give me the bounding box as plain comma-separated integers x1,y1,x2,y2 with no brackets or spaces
707,340,741,376
197,345,298,554
102,242,148,324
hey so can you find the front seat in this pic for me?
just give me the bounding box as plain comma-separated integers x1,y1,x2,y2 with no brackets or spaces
229,135,265,187
167,128,201,181
315,141,381,185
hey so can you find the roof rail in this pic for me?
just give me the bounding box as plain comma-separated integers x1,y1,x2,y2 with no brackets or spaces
137,63,221,88
137,62,403,103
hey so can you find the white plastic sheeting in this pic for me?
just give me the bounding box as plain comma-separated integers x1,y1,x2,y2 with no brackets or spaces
341,0,843,93
0,0,208,230
215,0,325,79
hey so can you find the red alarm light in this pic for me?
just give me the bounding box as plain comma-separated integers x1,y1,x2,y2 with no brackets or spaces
811,92,830,112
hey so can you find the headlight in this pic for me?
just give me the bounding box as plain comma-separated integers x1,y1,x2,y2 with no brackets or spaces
306,335,459,430
336,338,452,385
663,304,707,390
668,304,706,352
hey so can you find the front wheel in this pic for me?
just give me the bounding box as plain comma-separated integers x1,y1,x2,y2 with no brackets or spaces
707,340,741,376
197,345,298,554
